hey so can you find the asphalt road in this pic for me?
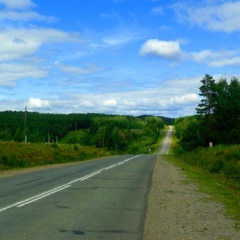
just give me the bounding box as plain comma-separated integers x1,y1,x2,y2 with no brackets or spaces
156,126,173,154
0,154,156,240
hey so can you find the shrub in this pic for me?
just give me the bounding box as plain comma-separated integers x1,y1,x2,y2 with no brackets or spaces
223,162,240,180
209,159,225,173
0,154,8,166
73,144,79,151
174,144,240,183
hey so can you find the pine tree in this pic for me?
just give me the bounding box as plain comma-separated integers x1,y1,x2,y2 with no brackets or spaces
196,74,216,118
196,74,217,144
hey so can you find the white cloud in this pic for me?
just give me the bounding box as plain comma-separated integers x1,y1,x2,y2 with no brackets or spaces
0,74,206,118
190,49,240,67
209,57,240,67
0,0,56,22
56,63,103,75
82,100,94,107
49,76,201,117
140,39,182,60
0,10,56,22
170,94,199,104
174,1,240,32
0,63,48,86
0,0,36,10
28,98,51,109
0,28,78,61
103,99,117,107
140,39,240,68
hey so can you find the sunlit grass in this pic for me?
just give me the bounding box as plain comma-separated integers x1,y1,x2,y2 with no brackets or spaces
0,142,110,170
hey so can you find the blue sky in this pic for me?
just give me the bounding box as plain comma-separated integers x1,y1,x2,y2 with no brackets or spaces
1,0,240,118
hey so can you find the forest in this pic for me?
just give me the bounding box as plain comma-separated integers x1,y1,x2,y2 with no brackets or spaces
173,74,240,200
175,74,240,150
0,111,173,154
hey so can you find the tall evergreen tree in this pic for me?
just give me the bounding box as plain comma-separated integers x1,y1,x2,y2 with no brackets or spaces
196,74,216,118
196,74,217,144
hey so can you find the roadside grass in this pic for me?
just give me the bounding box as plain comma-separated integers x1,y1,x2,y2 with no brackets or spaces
0,142,110,170
166,154,240,221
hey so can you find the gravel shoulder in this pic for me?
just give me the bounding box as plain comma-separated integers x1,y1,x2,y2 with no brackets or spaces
143,155,240,240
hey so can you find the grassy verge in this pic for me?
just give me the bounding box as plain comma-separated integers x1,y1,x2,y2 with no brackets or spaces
0,142,111,170
165,154,240,223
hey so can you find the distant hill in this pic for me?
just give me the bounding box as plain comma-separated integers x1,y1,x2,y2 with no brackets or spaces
137,115,175,125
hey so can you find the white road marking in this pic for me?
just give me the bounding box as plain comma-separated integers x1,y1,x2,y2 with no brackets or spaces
17,185,71,207
0,184,70,212
0,155,141,213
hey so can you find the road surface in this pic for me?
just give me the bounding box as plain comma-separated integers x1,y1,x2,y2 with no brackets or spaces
156,126,173,154
0,154,156,240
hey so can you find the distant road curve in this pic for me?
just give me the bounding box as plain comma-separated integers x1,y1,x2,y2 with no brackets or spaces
156,126,173,154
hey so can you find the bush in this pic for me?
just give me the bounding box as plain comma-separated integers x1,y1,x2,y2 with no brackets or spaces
0,154,8,166
73,144,79,151
0,154,29,168
209,159,225,173
51,143,59,149
173,144,240,183
223,162,240,180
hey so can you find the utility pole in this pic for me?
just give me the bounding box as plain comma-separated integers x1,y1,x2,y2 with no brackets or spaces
24,106,27,143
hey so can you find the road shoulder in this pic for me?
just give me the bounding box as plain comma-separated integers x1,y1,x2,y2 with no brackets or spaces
143,155,239,240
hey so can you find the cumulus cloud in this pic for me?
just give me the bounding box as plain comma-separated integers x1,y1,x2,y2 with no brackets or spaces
28,98,51,109
174,1,240,32
140,39,182,60
140,39,240,68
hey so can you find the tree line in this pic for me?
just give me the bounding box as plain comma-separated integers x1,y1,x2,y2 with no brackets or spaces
175,74,240,150
0,111,166,153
